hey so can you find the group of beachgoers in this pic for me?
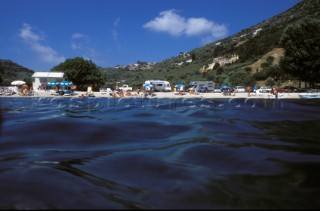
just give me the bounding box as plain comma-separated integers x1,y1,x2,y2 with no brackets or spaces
110,88,157,98
0,85,34,96
0,87,15,96
1,83,302,99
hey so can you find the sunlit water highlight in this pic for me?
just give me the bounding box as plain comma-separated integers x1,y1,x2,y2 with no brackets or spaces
0,97,319,209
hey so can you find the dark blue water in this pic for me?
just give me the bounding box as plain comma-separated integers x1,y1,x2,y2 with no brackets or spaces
1,97,319,209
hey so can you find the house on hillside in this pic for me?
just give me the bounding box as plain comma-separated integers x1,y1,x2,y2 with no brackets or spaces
32,71,64,90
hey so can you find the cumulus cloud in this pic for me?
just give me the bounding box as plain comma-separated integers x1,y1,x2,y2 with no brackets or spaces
19,23,41,42
19,23,65,64
143,10,185,36
143,10,228,40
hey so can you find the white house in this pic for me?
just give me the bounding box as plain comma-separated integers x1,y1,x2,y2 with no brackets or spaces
32,72,64,90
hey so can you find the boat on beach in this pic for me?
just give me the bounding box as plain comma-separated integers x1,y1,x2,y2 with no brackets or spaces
298,93,320,99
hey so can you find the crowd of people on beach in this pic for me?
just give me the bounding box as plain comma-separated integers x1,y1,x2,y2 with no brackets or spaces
0,85,34,96
1,82,311,99
0,87,15,96
111,88,154,98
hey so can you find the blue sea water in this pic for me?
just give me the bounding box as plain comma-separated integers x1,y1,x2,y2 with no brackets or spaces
0,97,319,209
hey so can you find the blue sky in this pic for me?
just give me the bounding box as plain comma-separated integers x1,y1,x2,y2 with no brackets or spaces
0,0,301,71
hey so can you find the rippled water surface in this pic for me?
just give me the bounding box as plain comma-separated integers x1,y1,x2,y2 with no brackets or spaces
1,97,319,209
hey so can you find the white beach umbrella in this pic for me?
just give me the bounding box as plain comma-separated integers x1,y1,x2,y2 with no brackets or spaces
11,80,26,86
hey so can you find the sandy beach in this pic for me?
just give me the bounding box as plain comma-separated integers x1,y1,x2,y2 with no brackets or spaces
1,90,317,99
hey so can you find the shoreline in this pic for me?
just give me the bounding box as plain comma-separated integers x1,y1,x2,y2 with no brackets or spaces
1,90,319,99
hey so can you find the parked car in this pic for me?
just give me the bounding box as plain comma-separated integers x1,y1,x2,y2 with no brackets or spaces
213,87,221,93
198,86,208,93
280,86,299,93
187,85,196,91
119,84,132,92
100,87,113,95
234,86,245,93
258,86,272,93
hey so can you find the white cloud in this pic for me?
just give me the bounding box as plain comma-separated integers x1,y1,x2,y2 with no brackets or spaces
19,23,42,42
143,10,228,40
113,17,120,27
143,10,185,36
71,33,87,40
70,43,81,50
185,18,214,36
71,33,87,50
111,17,123,52
69,32,102,64
19,23,65,64
112,29,118,40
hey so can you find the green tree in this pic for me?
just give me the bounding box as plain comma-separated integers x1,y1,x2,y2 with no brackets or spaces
254,65,286,82
216,67,224,75
52,57,105,91
266,56,274,64
190,52,196,61
206,70,217,81
217,74,230,85
0,66,3,84
244,66,252,72
229,69,255,86
280,18,320,87
265,77,276,87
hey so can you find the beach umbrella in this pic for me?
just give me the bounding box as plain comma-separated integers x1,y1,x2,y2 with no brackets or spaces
143,83,153,87
47,81,58,86
11,80,26,86
60,80,72,86
174,84,185,88
220,85,231,89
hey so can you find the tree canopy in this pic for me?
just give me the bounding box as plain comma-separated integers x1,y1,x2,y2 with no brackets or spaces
280,18,320,87
229,69,255,86
0,66,3,84
52,57,105,90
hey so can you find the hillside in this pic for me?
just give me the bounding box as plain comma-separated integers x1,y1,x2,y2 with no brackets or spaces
248,48,285,73
0,59,34,86
101,0,320,89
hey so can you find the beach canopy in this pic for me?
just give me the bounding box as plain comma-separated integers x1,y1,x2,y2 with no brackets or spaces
11,80,26,86
174,84,185,88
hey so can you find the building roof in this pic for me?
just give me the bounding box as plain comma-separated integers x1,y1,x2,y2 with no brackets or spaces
32,72,64,78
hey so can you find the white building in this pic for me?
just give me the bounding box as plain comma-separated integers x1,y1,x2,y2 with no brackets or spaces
32,72,65,90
